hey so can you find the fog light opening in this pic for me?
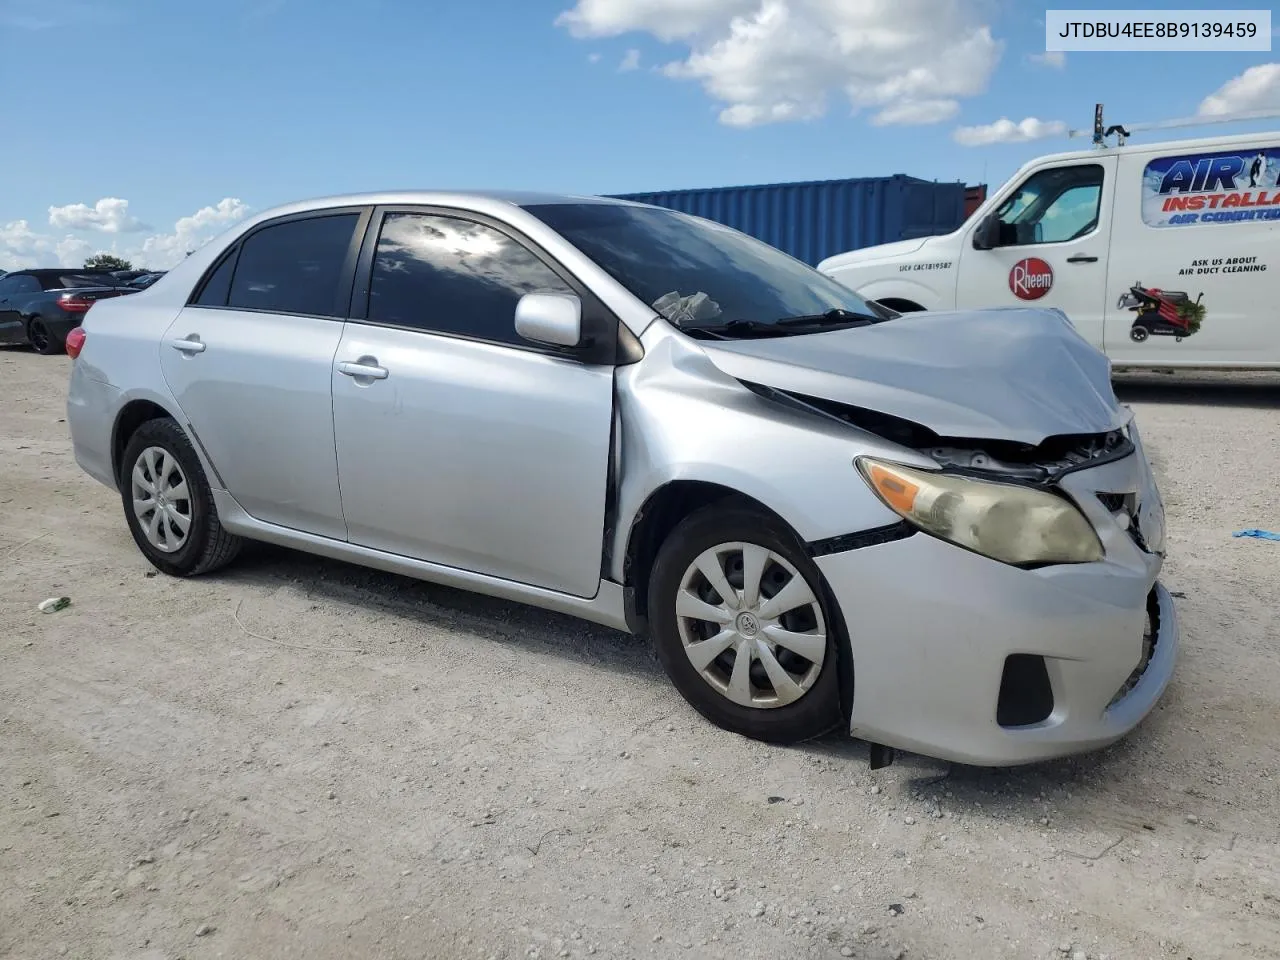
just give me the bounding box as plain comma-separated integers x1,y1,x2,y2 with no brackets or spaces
997,654,1054,728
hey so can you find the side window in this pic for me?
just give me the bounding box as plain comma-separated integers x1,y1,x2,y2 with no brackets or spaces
0,276,19,297
366,212,574,345
15,275,40,294
227,213,359,317
993,164,1104,246
194,248,238,306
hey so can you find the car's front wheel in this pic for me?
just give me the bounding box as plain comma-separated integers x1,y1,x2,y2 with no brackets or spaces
119,418,243,577
648,503,845,744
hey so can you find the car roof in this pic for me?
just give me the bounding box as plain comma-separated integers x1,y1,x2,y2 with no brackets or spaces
1020,129,1280,166
6,268,120,277
286,189,628,208
240,190,646,225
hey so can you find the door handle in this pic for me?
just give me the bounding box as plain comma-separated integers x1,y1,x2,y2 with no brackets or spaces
169,336,206,354
338,359,389,380
1066,254,1099,263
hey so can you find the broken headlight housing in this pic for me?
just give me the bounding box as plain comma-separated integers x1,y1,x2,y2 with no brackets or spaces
856,457,1104,566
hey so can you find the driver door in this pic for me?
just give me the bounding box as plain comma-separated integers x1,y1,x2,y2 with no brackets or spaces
955,158,1118,350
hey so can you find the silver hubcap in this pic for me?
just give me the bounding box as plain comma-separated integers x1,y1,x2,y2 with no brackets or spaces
676,542,827,709
131,446,192,553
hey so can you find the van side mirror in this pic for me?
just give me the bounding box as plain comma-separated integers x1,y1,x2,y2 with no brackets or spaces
972,214,1001,251
515,292,583,348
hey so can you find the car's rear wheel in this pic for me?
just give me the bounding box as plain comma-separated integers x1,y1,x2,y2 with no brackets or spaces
648,503,845,744
120,418,243,577
27,319,60,355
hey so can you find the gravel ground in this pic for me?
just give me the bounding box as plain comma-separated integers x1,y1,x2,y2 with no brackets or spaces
1,349,1278,960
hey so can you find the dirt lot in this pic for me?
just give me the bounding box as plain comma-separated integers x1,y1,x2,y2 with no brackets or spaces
1,348,1278,960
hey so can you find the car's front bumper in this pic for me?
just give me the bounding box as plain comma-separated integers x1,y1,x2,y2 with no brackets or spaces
814,443,1178,767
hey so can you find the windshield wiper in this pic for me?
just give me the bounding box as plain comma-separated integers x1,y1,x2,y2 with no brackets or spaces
773,308,883,328
669,318,783,339
671,309,882,340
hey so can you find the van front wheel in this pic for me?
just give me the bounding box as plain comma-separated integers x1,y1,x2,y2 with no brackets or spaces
647,504,845,744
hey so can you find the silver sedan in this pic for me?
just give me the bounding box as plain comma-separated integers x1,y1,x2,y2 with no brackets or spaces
65,191,1178,766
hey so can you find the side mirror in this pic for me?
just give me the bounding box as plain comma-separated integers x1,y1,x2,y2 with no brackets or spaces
515,292,582,348
972,213,1001,251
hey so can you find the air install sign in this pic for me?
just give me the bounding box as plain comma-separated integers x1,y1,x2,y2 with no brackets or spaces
1142,147,1280,228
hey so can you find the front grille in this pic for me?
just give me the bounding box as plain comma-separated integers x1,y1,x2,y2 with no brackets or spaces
1108,589,1160,708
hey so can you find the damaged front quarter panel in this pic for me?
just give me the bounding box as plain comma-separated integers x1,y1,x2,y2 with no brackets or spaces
606,327,934,587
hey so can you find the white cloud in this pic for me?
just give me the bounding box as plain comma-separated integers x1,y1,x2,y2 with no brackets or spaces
1199,63,1280,116
557,0,756,42
619,48,641,71
1028,50,1065,69
134,198,251,268
48,197,147,233
55,236,94,265
1,197,249,271
557,0,1003,128
872,99,959,126
588,51,602,63
953,116,1066,146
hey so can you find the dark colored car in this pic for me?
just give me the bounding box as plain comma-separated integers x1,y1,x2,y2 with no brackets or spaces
128,271,166,289
0,269,136,354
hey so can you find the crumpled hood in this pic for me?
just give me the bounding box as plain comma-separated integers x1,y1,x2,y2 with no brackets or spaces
698,307,1126,446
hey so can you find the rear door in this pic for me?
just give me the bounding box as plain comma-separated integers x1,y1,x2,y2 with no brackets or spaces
159,208,369,540
955,157,1118,350
330,207,617,597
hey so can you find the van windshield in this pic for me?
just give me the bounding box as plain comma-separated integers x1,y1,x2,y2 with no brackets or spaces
523,202,883,337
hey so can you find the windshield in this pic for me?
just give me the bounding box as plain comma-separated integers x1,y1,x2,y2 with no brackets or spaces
523,202,878,334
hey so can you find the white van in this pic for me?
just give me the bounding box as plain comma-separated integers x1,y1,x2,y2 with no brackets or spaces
818,130,1280,368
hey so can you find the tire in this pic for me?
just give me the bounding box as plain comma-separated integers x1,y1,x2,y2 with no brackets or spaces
647,503,846,744
119,418,243,577
27,318,61,355
1130,325,1149,343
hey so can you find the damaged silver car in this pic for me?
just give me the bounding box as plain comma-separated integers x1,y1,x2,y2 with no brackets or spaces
65,192,1178,766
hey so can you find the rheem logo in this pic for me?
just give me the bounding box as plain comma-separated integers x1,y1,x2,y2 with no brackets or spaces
1009,257,1054,300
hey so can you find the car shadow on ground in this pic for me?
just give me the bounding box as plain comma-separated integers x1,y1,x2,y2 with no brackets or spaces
1113,371,1280,409
217,541,662,682
215,542,1182,812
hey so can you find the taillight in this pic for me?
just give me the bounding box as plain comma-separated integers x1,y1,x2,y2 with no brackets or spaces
65,327,86,359
59,296,94,313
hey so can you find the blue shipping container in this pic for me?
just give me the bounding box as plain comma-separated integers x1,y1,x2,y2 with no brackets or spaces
609,174,969,267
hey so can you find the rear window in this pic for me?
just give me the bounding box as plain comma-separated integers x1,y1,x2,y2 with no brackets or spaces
46,273,119,290
227,213,360,317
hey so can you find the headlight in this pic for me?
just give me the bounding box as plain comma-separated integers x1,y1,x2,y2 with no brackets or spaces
856,457,1104,566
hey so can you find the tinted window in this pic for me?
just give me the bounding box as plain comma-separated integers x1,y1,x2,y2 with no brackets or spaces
195,251,237,306
55,273,119,289
0,275,41,295
228,213,359,317
367,213,574,344
993,164,1103,245
523,203,877,331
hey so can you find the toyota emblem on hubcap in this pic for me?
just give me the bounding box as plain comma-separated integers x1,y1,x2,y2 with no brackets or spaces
735,612,760,637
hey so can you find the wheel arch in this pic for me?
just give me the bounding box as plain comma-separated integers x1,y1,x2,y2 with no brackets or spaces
622,481,777,630
110,396,200,489
875,297,926,313
851,277,943,312
621,479,855,723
